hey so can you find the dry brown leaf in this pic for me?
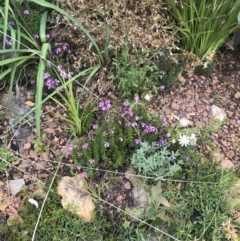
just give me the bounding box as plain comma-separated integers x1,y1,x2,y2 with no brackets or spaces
0,198,13,211
29,150,38,159
40,152,49,162
24,101,35,107
23,143,31,150
234,92,240,99
159,196,170,208
43,128,55,134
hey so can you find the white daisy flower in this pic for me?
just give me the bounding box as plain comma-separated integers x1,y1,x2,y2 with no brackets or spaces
144,93,152,101
190,133,197,145
179,118,189,127
178,135,191,147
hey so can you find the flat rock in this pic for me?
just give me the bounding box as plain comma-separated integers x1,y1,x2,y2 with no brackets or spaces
35,161,47,170
170,102,180,110
211,105,227,121
196,104,206,112
9,179,25,196
57,175,95,223
18,159,32,171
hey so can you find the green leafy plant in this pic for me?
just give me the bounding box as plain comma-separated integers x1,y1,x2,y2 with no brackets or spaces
162,0,240,62
0,147,15,173
0,0,46,103
1,0,106,139
146,185,172,223
155,50,185,90
110,43,158,98
71,100,160,176
131,141,183,180
164,161,237,240
32,132,50,154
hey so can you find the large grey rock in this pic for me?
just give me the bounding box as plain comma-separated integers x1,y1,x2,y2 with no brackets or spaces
9,179,25,196
57,175,95,223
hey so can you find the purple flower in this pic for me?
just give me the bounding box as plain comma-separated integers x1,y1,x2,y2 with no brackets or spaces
6,38,12,46
144,125,157,133
52,54,57,59
160,71,166,75
34,34,39,39
99,100,111,111
92,124,98,129
55,47,62,54
159,51,164,57
76,165,81,171
135,139,140,144
141,123,146,128
89,136,94,141
131,122,137,127
161,116,169,126
104,142,110,148
60,70,68,79
127,109,133,116
105,100,111,109
24,10,29,15
30,79,35,85
62,43,69,51
45,34,50,39
157,138,165,147
54,79,60,86
89,159,95,164
126,122,131,127
81,172,87,178
160,85,165,91
82,143,89,149
135,116,140,121
45,78,55,89
43,72,51,79
66,145,73,155
9,20,15,26
123,101,129,107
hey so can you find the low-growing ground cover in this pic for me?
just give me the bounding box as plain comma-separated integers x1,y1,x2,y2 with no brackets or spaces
0,0,240,240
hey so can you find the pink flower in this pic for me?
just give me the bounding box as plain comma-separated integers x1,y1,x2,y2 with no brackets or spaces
92,124,98,129
89,159,95,164
34,34,39,39
135,139,140,144
24,10,29,15
82,143,89,149
66,145,73,155
81,172,87,178
104,142,110,148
